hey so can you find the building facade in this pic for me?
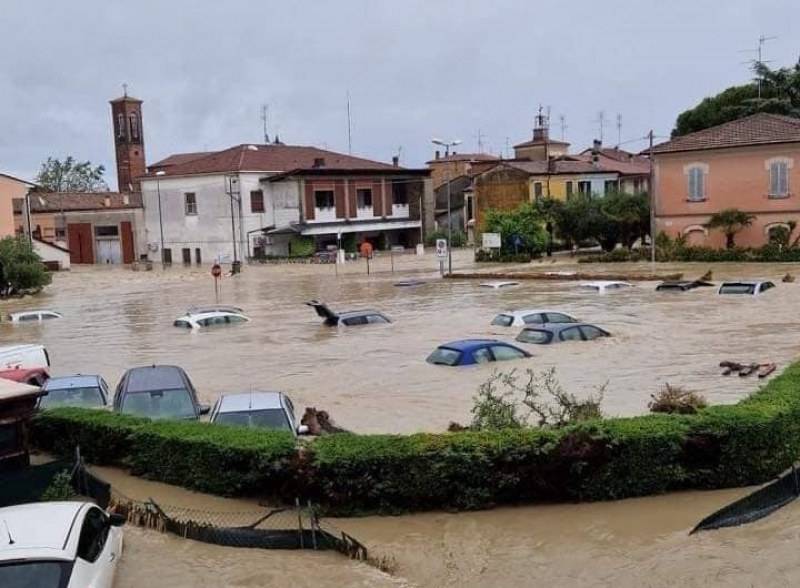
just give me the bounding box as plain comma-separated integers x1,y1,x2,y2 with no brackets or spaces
0,173,35,239
651,113,800,248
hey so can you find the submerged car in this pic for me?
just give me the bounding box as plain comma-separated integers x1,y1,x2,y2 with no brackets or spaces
480,281,521,289
173,310,250,329
306,300,391,326
491,309,579,327
0,501,124,588
579,281,634,293
656,280,714,292
718,280,776,295
186,304,244,314
210,391,309,435
6,310,62,322
426,339,531,366
0,366,49,387
39,374,109,409
516,323,611,345
113,365,209,420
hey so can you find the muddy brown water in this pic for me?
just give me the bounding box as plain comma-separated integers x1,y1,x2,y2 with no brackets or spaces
6,251,800,586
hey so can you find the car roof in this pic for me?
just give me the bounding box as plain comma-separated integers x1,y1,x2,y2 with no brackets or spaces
43,374,102,390
216,391,286,412
580,281,633,287
179,310,248,320
0,344,46,353
521,322,598,333
440,338,503,351
0,501,88,561
187,305,243,313
497,309,575,318
123,365,188,392
480,281,520,288
338,310,383,319
720,280,771,285
8,309,61,317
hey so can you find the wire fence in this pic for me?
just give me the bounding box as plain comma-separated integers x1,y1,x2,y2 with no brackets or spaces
107,489,368,559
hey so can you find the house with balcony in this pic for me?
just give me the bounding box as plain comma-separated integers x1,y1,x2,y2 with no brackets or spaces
139,143,433,263
650,113,800,247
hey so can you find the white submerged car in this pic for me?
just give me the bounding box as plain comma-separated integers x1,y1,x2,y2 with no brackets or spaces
0,501,124,588
479,280,521,289
173,309,250,329
491,309,579,327
6,310,63,322
579,281,634,293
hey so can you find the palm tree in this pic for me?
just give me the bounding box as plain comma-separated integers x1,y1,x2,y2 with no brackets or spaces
704,208,756,249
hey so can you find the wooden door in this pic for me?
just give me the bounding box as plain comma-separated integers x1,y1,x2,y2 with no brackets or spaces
67,223,94,264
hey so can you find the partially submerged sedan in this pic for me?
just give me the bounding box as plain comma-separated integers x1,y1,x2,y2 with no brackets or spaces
113,365,209,420
579,281,633,293
210,391,308,435
306,300,391,326
173,309,250,329
426,339,531,366
480,281,521,289
516,323,611,345
491,309,579,327
718,280,776,295
656,280,714,292
6,309,62,322
39,374,109,409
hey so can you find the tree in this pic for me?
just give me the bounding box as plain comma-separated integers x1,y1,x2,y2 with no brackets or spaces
672,58,800,137
483,202,548,256
704,208,756,249
600,191,650,249
0,237,52,295
34,156,107,192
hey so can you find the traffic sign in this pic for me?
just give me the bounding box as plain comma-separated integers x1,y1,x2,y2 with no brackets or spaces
211,263,222,278
436,238,448,258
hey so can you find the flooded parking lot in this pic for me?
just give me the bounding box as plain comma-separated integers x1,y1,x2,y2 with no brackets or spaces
6,251,800,586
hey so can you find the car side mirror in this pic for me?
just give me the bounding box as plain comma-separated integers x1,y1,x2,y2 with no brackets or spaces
296,425,310,435
199,404,211,415
108,513,126,527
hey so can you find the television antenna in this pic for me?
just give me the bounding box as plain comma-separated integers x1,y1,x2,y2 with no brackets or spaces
739,35,777,99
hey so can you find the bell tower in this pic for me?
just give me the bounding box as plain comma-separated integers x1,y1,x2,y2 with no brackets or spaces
110,85,146,193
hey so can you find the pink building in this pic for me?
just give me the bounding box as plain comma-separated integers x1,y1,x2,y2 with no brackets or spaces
651,114,800,248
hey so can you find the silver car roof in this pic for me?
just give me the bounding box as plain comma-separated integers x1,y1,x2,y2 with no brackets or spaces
216,391,286,412
43,375,102,390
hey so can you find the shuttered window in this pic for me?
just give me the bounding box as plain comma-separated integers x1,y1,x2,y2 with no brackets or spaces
769,161,789,197
686,167,706,201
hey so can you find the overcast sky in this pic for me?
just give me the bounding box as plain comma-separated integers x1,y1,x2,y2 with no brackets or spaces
2,0,797,189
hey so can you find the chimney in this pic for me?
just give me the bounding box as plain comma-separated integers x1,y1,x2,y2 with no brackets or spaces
392,156,399,167
435,150,441,160
313,157,325,168
533,127,548,142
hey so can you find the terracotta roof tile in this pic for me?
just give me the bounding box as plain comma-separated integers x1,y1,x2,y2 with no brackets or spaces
148,152,213,169
650,113,800,154
499,152,649,176
13,192,142,214
426,153,500,164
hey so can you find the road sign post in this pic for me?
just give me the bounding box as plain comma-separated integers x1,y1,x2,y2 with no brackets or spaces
211,263,222,303
436,238,447,276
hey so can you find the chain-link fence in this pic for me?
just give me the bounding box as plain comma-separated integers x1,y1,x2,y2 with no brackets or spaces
692,465,800,533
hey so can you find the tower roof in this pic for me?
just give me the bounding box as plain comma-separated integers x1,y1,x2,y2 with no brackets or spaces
110,95,143,104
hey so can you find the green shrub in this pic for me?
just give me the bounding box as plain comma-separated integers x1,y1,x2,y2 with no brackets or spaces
425,229,467,248
40,470,75,501
0,237,51,293
289,235,316,256
474,249,532,263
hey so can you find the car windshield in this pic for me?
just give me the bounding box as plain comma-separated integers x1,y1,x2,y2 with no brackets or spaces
0,560,74,588
491,314,513,327
40,386,104,408
719,283,756,295
121,388,196,419
215,409,292,431
516,329,552,344
426,347,462,366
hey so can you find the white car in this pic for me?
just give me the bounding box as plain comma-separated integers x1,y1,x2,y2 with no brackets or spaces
173,310,250,329
480,281,521,289
0,501,124,588
6,310,62,322
491,308,579,327
718,280,776,295
186,304,244,314
579,281,634,293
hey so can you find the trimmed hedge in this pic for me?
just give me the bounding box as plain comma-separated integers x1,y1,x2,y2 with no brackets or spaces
28,363,800,514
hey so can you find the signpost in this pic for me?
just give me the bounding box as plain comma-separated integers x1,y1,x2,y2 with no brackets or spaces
482,232,501,249
211,263,222,303
436,238,447,276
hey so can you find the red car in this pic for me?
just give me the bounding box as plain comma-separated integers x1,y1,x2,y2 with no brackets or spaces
0,367,49,387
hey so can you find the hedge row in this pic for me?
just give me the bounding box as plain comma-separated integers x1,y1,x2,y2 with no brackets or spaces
579,244,800,263
28,363,800,514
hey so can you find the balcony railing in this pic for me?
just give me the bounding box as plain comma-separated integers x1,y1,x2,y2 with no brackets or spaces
312,207,337,222
392,203,409,217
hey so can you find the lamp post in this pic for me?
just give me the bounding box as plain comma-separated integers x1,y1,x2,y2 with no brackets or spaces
24,191,33,244
155,171,166,269
431,138,462,274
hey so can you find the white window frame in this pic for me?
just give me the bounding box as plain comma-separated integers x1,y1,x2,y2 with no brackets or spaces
356,188,372,209
766,158,791,198
684,163,708,202
184,192,197,216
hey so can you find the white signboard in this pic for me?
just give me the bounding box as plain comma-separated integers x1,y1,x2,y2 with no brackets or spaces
217,252,233,264
482,232,502,249
436,238,448,258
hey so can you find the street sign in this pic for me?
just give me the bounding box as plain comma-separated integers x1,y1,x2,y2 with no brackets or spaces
482,232,501,249
211,263,222,278
436,238,448,258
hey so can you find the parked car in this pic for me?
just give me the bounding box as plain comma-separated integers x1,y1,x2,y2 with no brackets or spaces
426,339,531,366
6,310,63,322
718,280,776,295
209,391,309,435
0,501,124,588
186,304,244,314
480,281,521,289
0,367,49,387
491,309,579,327
0,344,51,370
173,309,250,329
305,300,391,326
656,280,714,292
39,375,109,409
516,323,611,345
113,365,209,420
579,281,634,293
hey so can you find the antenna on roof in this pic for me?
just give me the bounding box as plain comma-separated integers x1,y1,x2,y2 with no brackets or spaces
594,111,609,143
3,519,14,545
616,114,622,147
347,91,353,155
559,115,567,141
260,103,270,143
739,35,778,99
122,83,128,98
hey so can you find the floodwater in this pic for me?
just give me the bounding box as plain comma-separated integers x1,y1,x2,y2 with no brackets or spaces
5,250,800,586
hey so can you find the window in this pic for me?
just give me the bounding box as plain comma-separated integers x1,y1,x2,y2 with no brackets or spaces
566,181,574,199
686,166,706,201
472,347,493,364
769,160,789,198
366,313,390,324
516,329,552,344
162,248,172,265
580,325,609,340
195,248,202,264
95,225,119,237
490,345,527,361
578,181,592,196
426,347,462,366
392,182,408,205
491,314,514,327
341,315,368,326
77,508,109,563
0,561,73,587
543,312,576,324
130,113,140,141
251,190,265,212
522,313,546,325
314,190,335,209
182,248,191,264
604,180,618,194
117,113,125,140
356,188,373,208
559,326,584,341
534,182,543,200
185,192,197,215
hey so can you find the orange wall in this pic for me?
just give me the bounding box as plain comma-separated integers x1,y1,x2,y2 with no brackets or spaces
0,175,29,238
654,143,800,247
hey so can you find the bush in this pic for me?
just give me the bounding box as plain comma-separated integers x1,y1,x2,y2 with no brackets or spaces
0,237,51,294
649,384,708,415
425,229,467,248
289,235,316,256
474,249,532,263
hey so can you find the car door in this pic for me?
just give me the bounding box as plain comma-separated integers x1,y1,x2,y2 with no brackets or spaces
558,326,585,342
579,325,609,341
522,313,546,325
70,507,120,588
542,312,575,324
489,345,529,361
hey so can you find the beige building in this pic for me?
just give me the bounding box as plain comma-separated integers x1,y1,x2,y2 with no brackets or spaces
0,173,35,238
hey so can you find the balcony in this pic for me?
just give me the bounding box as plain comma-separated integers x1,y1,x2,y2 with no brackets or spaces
313,207,337,222
392,203,409,218
356,206,373,219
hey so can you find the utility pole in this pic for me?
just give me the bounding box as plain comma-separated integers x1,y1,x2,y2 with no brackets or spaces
347,92,353,155
225,174,242,272
260,104,270,143
616,114,622,147
648,130,655,264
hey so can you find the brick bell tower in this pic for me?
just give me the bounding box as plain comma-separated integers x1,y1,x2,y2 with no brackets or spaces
110,85,146,193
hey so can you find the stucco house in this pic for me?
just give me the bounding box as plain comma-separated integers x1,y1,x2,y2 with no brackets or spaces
651,113,800,247
0,173,35,239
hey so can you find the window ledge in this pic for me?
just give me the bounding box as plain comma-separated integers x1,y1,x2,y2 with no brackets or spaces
767,193,791,199
685,198,707,203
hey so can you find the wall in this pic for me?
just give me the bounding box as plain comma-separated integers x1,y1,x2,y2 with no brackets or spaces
654,143,800,247
474,167,530,234
0,175,31,238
